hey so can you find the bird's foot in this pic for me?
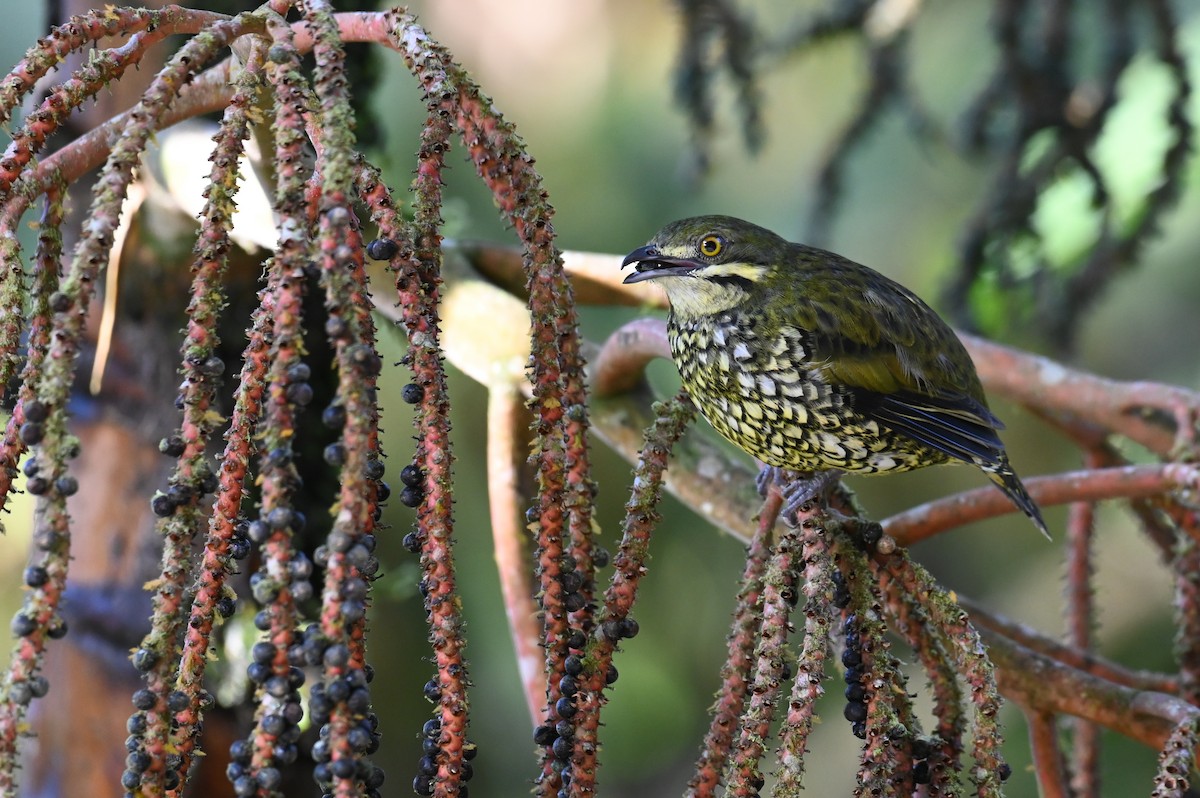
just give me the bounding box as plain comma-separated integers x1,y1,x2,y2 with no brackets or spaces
780,471,843,526
756,466,843,526
755,464,787,498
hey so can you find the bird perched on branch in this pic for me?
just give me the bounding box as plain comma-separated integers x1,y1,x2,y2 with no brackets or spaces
621,215,1048,537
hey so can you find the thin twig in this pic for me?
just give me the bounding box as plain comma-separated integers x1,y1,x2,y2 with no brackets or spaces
1025,709,1071,798
486,385,544,727
884,463,1200,544
686,488,780,798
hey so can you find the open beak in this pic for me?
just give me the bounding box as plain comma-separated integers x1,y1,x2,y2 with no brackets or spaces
621,245,701,284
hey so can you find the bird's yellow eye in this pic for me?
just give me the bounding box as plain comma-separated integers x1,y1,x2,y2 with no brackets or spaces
699,234,725,258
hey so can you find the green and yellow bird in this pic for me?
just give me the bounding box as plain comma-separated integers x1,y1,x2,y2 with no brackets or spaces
621,215,1048,537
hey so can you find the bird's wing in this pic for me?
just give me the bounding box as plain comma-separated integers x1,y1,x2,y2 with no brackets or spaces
805,324,1008,466
867,390,1006,466
779,251,1005,467
789,288,974,396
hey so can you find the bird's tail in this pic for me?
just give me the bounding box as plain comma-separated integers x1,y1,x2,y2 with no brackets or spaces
986,460,1050,539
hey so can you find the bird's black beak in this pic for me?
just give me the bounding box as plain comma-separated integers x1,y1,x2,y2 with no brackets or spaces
621,245,700,284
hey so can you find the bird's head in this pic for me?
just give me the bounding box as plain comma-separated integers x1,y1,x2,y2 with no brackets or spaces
621,215,787,317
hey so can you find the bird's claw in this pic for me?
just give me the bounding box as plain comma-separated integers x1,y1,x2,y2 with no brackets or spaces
756,466,843,526
755,465,787,498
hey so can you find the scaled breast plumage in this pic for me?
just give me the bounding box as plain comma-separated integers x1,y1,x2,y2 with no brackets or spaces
668,310,938,474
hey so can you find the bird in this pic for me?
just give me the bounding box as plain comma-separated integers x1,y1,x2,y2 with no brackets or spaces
621,215,1048,537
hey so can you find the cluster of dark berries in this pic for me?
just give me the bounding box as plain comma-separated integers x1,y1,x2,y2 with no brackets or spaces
522,546,616,794
4,674,48,707
855,521,883,552
225,519,253,564
148,436,219,517
283,361,314,407
307,654,383,795
558,555,593,614
18,398,48,448
411,699,477,796
397,383,425,516
909,737,934,785
312,530,379,618
187,353,226,381
149,485,188,518
411,716,442,796
10,598,66,642
832,567,866,735
122,689,213,792
12,552,67,636
122,737,183,792
831,568,851,610
287,624,328,668
245,637,307,696
346,344,383,378
224,673,305,798
841,613,867,739
538,547,609,617
398,462,423,510
599,614,637,648
322,401,390,567
175,352,227,409
21,456,48,496
244,510,314,602
398,383,426,554
321,411,386,541
532,630,607,793
21,415,82,498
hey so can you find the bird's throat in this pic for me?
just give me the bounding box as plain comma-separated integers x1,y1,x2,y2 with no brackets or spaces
657,275,749,319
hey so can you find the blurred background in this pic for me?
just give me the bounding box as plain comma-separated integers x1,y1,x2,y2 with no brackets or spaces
1,1,1199,795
